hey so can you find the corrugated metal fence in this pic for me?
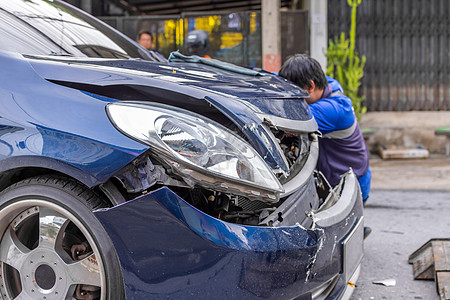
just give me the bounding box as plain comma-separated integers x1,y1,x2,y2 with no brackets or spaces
328,0,450,111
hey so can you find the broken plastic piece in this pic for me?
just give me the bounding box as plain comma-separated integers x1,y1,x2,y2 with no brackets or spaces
372,278,396,286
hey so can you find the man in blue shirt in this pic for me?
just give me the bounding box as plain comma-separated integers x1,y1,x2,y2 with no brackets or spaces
279,54,371,202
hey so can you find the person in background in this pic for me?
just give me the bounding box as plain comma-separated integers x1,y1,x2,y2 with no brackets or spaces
137,30,167,62
137,31,154,51
185,30,211,58
279,54,371,204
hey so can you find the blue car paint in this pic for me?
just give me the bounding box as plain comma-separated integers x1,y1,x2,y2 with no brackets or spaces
0,1,365,299
203,95,289,172
0,50,148,186
0,49,363,298
28,57,313,173
28,57,310,102
94,186,363,299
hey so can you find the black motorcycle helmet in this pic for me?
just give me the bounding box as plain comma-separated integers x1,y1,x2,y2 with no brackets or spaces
185,30,210,56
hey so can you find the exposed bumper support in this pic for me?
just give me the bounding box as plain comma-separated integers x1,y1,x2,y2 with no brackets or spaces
314,169,362,227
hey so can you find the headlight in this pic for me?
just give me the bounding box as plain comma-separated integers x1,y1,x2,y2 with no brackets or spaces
106,102,283,202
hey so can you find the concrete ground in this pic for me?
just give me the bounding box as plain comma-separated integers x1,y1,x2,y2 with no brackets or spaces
351,189,450,300
350,154,450,300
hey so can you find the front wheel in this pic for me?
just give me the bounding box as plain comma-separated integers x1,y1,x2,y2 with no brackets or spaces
0,176,124,300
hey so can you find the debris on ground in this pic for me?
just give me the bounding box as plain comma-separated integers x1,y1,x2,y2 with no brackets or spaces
372,278,397,286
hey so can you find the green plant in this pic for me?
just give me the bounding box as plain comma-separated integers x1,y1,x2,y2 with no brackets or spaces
326,0,366,120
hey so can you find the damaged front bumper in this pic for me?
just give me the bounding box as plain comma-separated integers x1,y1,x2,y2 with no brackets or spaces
94,170,364,300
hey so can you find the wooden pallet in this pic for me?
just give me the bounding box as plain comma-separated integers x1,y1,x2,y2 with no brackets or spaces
378,145,429,159
409,239,450,300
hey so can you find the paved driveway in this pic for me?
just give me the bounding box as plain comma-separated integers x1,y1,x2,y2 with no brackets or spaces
350,189,450,300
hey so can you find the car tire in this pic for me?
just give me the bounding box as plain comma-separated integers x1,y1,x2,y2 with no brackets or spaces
0,175,124,300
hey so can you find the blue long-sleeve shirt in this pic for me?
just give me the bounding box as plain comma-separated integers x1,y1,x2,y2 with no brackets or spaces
310,77,371,200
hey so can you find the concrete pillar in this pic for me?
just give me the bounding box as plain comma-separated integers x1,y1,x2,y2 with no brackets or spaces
305,0,328,72
261,0,281,73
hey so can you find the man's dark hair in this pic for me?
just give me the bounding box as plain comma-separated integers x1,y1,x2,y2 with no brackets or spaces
279,54,328,90
137,31,153,41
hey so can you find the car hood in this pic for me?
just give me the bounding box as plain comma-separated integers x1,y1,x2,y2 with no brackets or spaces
27,56,317,173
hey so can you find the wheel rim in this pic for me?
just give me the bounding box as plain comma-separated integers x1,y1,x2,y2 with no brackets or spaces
0,200,106,300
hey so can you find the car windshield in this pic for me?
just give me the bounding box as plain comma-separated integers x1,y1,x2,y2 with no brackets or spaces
0,0,153,60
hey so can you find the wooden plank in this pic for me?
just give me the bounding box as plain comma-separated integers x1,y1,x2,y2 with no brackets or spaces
410,241,435,280
410,240,450,299
379,145,429,159
437,272,450,300
436,241,450,300
434,241,450,272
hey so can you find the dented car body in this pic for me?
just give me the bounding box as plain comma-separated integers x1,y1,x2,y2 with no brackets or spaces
0,1,364,299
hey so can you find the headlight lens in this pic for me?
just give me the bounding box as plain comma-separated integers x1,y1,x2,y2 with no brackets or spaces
107,102,283,195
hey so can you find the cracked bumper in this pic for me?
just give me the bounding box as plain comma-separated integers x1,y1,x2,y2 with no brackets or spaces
94,172,363,299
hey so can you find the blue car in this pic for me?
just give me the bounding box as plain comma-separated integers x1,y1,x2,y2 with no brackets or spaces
0,1,364,299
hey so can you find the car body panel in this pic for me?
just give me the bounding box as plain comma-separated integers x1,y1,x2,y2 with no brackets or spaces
0,50,148,186
26,55,315,174
94,178,363,299
28,57,311,104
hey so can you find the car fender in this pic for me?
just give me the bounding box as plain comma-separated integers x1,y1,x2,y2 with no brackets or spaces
0,155,104,188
